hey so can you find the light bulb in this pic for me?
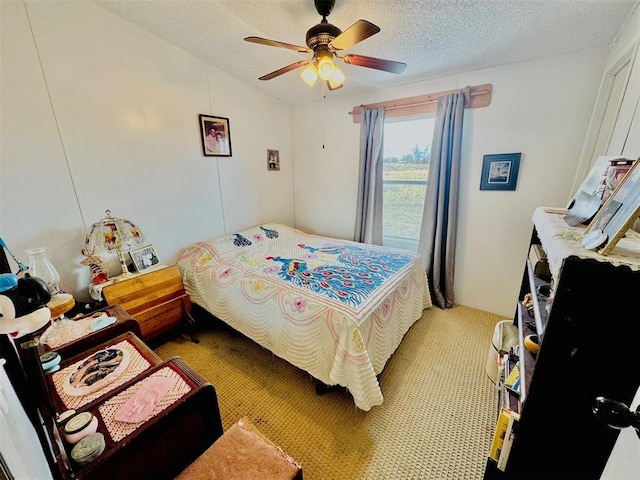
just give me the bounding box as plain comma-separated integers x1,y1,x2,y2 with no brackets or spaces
300,64,318,87
317,52,335,81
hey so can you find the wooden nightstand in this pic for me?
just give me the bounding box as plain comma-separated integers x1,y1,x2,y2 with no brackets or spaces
101,265,196,342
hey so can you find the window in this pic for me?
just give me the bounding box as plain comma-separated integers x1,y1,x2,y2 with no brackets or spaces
382,117,435,250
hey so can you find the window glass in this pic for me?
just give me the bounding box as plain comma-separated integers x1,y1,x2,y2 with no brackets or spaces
383,117,435,250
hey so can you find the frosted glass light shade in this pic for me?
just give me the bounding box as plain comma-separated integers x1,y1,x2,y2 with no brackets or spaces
317,55,334,81
300,64,318,87
25,247,61,295
328,66,346,89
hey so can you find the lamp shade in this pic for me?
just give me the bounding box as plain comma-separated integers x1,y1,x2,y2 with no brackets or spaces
84,210,145,255
328,65,345,89
300,63,318,87
84,210,145,280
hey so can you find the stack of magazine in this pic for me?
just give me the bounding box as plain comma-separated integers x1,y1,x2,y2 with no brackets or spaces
492,344,522,471
489,407,521,471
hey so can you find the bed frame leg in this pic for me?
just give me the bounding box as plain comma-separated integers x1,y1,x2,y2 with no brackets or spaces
182,311,200,344
179,297,199,344
315,381,337,395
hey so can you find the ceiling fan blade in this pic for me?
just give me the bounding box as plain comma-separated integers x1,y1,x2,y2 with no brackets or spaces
245,36,312,54
258,60,312,81
329,20,380,51
342,54,407,74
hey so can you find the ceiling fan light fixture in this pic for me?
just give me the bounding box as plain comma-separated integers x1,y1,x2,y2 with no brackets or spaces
245,1,406,88
328,65,345,88
300,63,319,87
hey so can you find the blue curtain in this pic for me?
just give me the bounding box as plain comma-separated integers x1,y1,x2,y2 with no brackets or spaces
418,88,468,308
354,107,385,245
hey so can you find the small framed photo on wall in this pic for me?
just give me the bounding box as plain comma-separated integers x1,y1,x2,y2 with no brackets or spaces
267,149,280,171
480,153,522,191
129,244,160,273
199,114,232,157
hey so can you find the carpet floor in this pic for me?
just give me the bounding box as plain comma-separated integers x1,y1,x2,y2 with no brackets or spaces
153,305,503,479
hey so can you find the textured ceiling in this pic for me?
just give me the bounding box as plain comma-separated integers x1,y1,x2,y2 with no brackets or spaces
92,0,638,106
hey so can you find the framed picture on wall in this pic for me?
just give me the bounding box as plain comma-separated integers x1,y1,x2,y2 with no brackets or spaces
480,153,522,191
199,114,232,157
129,244,160,273
267,149,280,171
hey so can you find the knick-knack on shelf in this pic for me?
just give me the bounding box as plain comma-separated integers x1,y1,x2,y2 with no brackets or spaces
81,250,109,285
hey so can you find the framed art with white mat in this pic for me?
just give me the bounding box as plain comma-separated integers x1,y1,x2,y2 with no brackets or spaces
584,158,640,254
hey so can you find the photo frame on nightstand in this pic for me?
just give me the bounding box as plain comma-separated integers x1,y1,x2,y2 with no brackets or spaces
129,245,160,273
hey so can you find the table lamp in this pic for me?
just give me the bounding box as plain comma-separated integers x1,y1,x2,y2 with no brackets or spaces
84,210,146,281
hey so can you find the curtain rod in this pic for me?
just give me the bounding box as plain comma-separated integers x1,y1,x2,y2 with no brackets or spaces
349,83,492,123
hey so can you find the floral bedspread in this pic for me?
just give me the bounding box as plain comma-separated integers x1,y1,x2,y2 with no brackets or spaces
177,223,432,410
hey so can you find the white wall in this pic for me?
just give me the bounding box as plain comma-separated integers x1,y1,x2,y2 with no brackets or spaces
574,1,640,189
291,52,608,317
0,0,295,301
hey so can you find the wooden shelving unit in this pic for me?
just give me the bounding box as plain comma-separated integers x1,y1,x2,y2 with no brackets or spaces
484,209,640,479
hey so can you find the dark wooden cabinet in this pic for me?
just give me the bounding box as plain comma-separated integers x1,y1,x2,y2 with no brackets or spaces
43,332,223,479
11,300,218,480
485,208,640,479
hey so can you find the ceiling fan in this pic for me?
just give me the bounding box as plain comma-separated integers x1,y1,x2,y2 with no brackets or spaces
244,0,407,90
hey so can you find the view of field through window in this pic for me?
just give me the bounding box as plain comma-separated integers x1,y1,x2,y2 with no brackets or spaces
383,117,435,245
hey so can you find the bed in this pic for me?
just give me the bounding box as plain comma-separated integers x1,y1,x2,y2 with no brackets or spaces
177,223,432,410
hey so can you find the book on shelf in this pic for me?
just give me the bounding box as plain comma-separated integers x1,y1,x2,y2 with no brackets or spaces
508,377,520,395
497,410,521,471
504,361,520,391
498,352,509,383
489,407,512,462
498,354,511,411
501,382,521,412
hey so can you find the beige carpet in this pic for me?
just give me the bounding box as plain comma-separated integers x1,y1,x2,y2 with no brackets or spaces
154,305,503,480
